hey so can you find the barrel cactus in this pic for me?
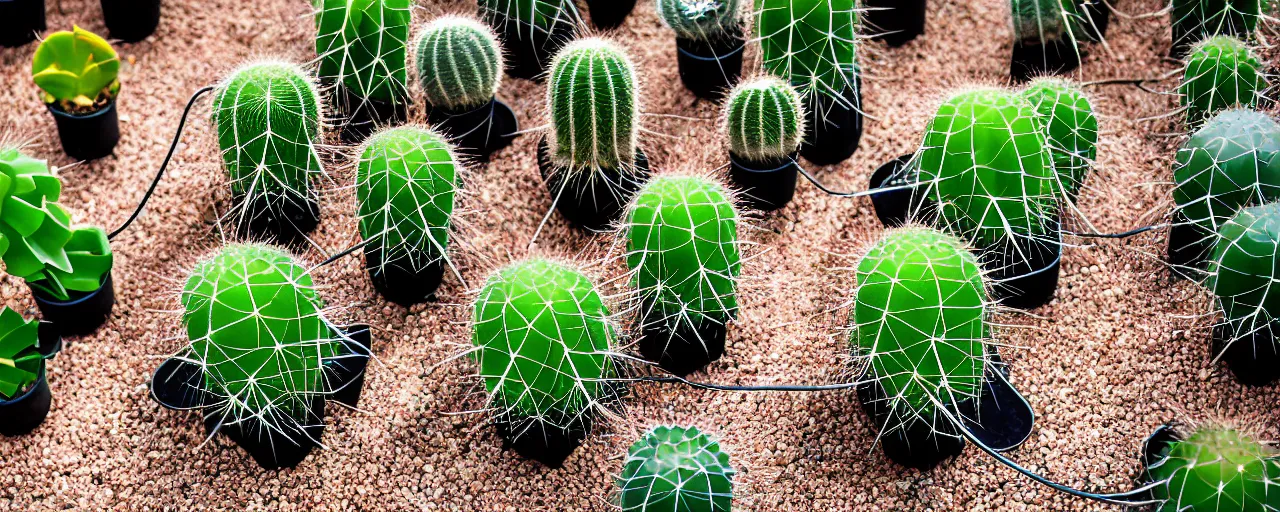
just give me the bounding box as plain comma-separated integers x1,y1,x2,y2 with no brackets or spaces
722,76,805,164
754,0,858,101
1021,77,1098,202
657,0,742,43
414,16,504,113
479,0,579,77
617,425,735,512
1180,36,1265,125
1172,0,1270,51
547,37,640,173
315,0,411,103
1143,423,1280,511
1206,203,1280,357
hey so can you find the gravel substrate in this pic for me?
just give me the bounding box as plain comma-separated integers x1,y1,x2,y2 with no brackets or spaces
2,0,1276,510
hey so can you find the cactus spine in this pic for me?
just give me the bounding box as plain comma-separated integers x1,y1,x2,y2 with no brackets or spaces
315,0,412,103
1172,109,1280,242
617,425,735,512
1180,36,1265,125
1021,77,1098,202
415,16,504,112
723,76,805,162
1144,424,1280,512
546,38,640,173
755,0,858,101
657,0,742,42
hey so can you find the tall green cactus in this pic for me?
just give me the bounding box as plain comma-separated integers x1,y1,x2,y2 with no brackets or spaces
1180,36,1265,125
617,425,735,512
722,76,805,163
315,0,411,103
415,16,504,112
546,38,640,172
755,0,859,101
658,0,742,42
1144,424,1280,512
1173,0,1270,49
1206,203,1280,343
1172,109,1280,240
1021,77,1098,202
356,126,458,272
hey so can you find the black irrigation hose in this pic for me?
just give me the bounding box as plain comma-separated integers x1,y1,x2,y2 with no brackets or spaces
108,86,216,241
795,161,917,198
1066,224,1166,239
639,374,863,392
315,238,373,269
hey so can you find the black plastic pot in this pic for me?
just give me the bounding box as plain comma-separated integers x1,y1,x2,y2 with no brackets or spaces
675,35,745,100
205,395,326,470
800,81,863,166
1011,39,1082,83
30,272,115,337
491,13,576,81
1211,320,1280,386
864,0,926,47
729,152,798,211
426,98,518,160
101,0,160,42
0,323,62,436
637,305,732,377
47,99,120,161
1167,215,1214,273
868,153,920,228
982,230,1062,310
231,191,321,246
585,0,634,29
1140,423,1179,472
364,243,446,307
0,0,44,48
536,136,651,231
495,415,589,468
335,85,409,143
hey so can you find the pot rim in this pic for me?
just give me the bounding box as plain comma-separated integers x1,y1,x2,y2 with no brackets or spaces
46,95,118,119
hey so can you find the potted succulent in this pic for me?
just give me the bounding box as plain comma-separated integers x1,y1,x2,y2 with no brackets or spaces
658,0,745,99
1179,35,1265,127
416,16,518,160
864,0,926,47
585,0,635,29
1204,202,1280,385
538,37,650,230
31,26,121,161
1139,423,1280,510
0,308,61,436
149,244,372,469
0,0,44,48
1171,0,1267,58
101,0,161,42
1009,0,1089,82
479,0,579,80
616,426,735,511
722,76,805,211
315,0,412,142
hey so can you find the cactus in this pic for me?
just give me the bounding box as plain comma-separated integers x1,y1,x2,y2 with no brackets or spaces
315,0,411,103
0,307,43,400
1173,0,1270,49
1143,424,1280,512
657,0,742,42
617,425,735,512
1206,202,1280,345
30,25,120,111
722,76,805,163
1010,0,1088,47
1021,77,1098,202
755,0,859,101
1180,36,1266,125
917,88,1059,250
356,126,458,273
1172,109,1280,243
479,0,579,75
546,38,640,172
414,16,504,113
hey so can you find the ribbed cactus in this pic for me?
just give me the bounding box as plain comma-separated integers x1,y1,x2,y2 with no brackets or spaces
1172,109,1280,242
658,0,741,42
755,0,858,100
1021,77,1098,202
0,307,43,400
547,38,640,172
415,16,504,113
357,126,458,274
479,0,579,76
1173,0,1270,49
1181,36,1265,125
1144,424,1280,512
1206,203,1280,347
617,425,735,512
315,0,411,103
1011,0,1087,47
723,76,805,163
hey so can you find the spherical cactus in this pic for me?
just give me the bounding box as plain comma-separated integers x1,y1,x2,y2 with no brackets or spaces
315,0,412,103
1144,424,1280,512
1206,203,1280,349
547,38,640,173
1180,36,1265,125
617,425,735,512
1172,109,1280,243
722,76,805,163
1021,77,1098,202
415,16,504,113
657,0,742,42
1010,0,1087,47
754,0,858,99
1172,0,1269,51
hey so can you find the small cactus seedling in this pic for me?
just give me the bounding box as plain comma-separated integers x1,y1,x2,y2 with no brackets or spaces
1021,77,1098,203
212,61,324,241
478,0,579,78
625,175,740,375
0,307,44,400
1180,36,1266,125
315,0,412,104
1205,202,1280,383
658,0,742,43
755,0,858,101
30,25,120,112
470,258,620,466
547,38,640,173
722,76,805,164
1143,424,1280,511
617,425,735,512
1172,0,1270,53
414,16,504,113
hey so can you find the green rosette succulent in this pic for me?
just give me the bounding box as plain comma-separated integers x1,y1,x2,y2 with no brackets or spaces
30,25,120,111
1144,424,1280,512
356,126,458,271
546,37,640,173
414,16,505,112
657,0,742,43
722,76,805,163
0,307,44,400
1172,109,1280,242
754,0,859,101
315,0,412,103
1021,77,1098,202
617,425,735,512
1180,36,1265,125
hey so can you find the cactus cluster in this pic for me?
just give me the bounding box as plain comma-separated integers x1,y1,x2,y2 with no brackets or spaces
755,0,859,100
1180,36,1266,125
1144,424,1280,511
722,76,805,163
546,38,641,173
415,16,505,113
1172,109,1280,246
30,25,120,112
617,425,735,512
0,307,43,400
657,0,742,42
1206,202,1280,348
1173,0,1270,49
1021,77,1098,202
315,0,412,103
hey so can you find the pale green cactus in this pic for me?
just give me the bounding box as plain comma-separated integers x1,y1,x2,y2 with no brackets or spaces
414,16,505,112
356,126,458,273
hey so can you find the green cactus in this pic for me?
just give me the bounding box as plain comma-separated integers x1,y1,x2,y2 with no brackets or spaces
1206,202,1280,341
657,0,742,42
852,227,989,427
1172,109,1280,241
1021,77,1098,202
414,16,504,112
1173,0,1270,49
0,307,44,400
1144,424,1280,512
1010,0,1088,47
754,0,858,101
546,37,640,172
30,25,120,111
479,0,579,42
356,126,458,272
918,88,1059,250
617,425,735,512
625,176,741,339
315,0,411,103
1180,36,1265,125
722,76,805,163
471,258,618,431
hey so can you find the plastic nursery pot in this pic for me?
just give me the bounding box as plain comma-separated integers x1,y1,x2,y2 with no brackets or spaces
728,152,798,212
335,84,409,144
1167,214,1215,273
230,191,321,246
1211,320,1280,386
494,415,590,469
498,15,575,81
364,242,446,307
101,0,160,42
205,395,326,470
47,98,121,161
425,98,518,161
636,303,733,378
584,0,635,30
536,135,652,231
675,35,745,100
868,153,920,228
0,0,44,48
800,81,864,166
30,272,115,337
981,228,1062,310
1010,39,1082,83
863,0,926,47
0,323,62,436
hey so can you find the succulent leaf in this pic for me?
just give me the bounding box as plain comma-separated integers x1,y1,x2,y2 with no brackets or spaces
0,307,42,400
30,25,120,108
617,425,735,512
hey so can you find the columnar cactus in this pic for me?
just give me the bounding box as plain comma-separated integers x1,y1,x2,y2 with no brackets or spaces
1143,424,1280,511
356,126,458,274
414,16,504,113
657,0,742,42
546,38,640,173
1021,77,1098,202
1206,203,1280,350
617,425,735,512
1172,109,1280,244
1173,0,1270,50
0,307,43,400
1011,0,1087,48
754,0,859,100
315,0,411,103
1180,36,1265,125
722,76,805,163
